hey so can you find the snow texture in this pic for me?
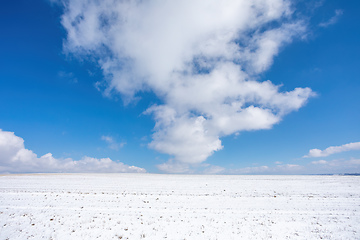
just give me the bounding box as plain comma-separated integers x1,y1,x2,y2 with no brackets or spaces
0,174,359,239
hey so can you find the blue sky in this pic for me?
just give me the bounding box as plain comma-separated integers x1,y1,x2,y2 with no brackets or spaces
0,0,359,174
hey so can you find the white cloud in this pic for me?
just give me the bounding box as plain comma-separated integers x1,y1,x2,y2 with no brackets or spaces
59,0,315,169
157,162,226,175
311,158,360,167
147,108,223,164
58,71,78,84
309,158,360,174
311,160,327,165
157,160,192,174
0,129,146,174
157,162,304,175
226,164,303,174
101,135,126,151
201,165,226,175
159,159,360,174
228,165,270,174
304,142,360,158
347,159,360,165
205,161,360,175
319,9,344,28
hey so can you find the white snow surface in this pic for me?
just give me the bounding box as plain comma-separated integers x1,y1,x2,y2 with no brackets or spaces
0,174,359,239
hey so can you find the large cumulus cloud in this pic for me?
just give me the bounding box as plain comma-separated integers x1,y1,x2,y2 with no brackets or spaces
58,0,315,172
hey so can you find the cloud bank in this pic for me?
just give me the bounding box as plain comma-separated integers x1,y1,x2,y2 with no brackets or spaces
309,158,360,174
59,0,315,172
304,142,360,158
0,129,146,174
198,160,360,175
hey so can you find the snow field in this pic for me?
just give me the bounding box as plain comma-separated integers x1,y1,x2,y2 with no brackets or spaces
0,174,359,239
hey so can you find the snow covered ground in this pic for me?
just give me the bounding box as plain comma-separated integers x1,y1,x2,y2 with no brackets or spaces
0,174,359,239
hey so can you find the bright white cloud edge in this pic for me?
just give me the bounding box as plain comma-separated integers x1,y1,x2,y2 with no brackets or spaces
59,0,317,172
304,142,360,158
0,129,146,174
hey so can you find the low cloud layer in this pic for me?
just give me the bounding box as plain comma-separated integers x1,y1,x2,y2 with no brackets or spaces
309,158,360,174
58,0,315,172
198,160,360,175
200,164,304,175
0,129,146,174
304,142,360,158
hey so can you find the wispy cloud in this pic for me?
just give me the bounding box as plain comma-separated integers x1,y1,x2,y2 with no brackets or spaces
0,129,145,174
101,135,126,151
304,142,360,158
58,0,314,170
319,9,344,28
58,71,78,84
311,160,327,165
